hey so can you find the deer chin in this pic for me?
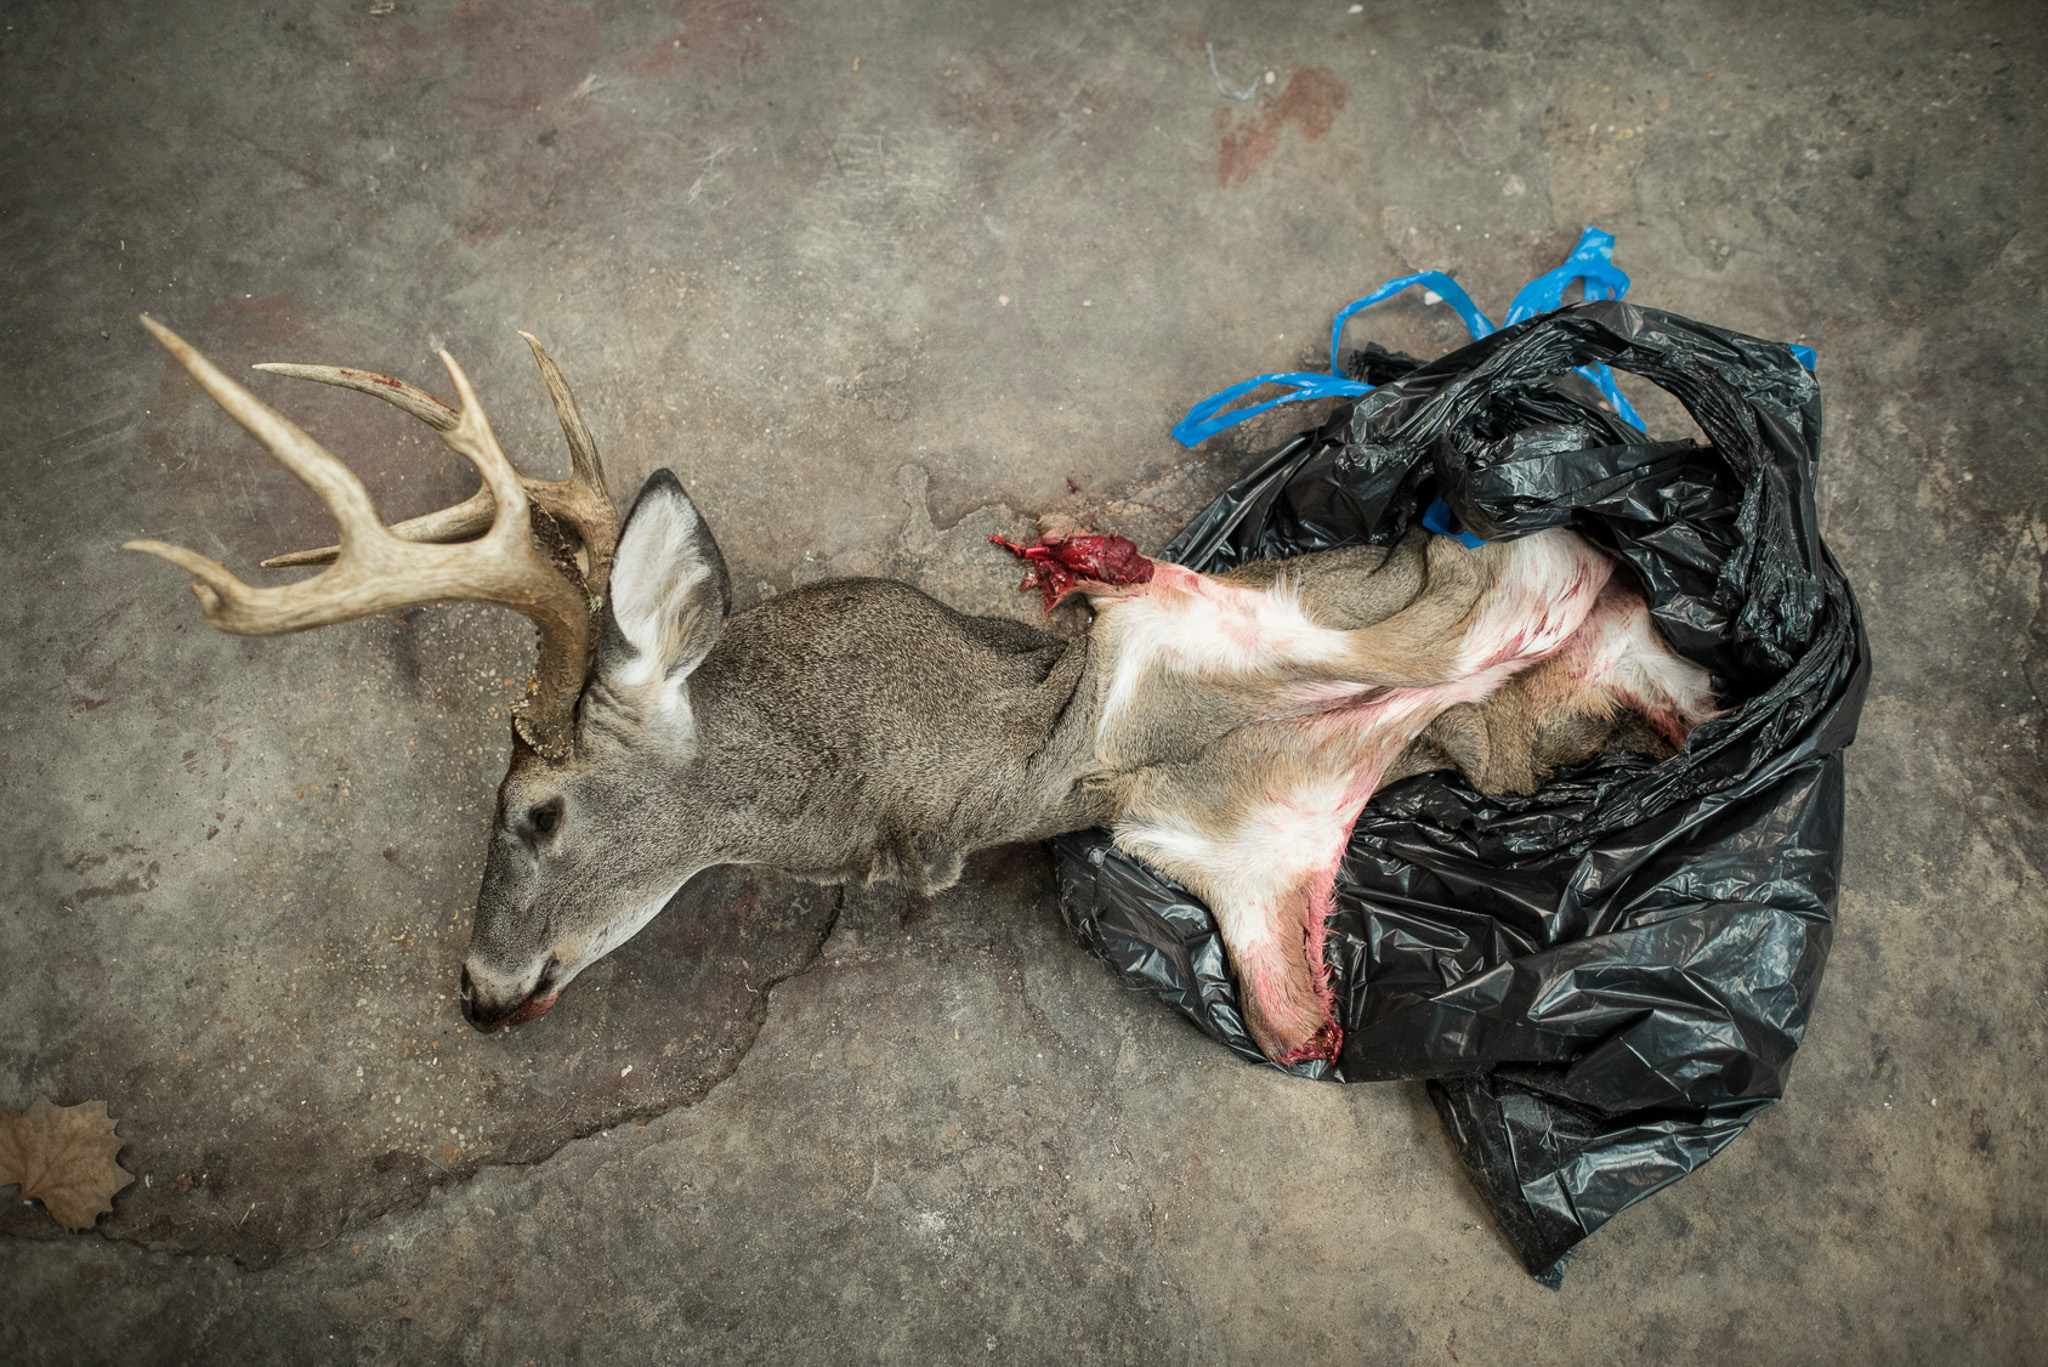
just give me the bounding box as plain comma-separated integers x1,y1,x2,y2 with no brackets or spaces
478,985,564,1034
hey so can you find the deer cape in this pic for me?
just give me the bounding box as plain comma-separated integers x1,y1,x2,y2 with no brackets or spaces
703,522,1712,1066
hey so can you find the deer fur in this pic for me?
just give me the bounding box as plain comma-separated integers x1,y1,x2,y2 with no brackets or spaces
464,472,1715,1062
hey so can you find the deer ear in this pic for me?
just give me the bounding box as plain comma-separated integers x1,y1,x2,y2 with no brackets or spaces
599,470,731,698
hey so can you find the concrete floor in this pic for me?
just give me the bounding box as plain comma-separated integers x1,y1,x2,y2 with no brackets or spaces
2,0,2042,1361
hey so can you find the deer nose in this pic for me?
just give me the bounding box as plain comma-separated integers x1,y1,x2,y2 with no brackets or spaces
459,961,545,1033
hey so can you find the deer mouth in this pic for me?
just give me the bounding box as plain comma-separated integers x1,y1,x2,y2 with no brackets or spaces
489,986,564,1032
461,966,566,1033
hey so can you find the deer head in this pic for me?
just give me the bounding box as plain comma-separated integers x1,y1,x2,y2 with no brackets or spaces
462,470,735,1031
126,318,734,1032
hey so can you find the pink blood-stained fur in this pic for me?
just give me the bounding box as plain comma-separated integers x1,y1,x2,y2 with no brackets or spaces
1279,762,1390,1064
1280,826,1359,1063
1090,527,1719,1064
1145,563,1330,662
990,533,1154,611
1227,849,1356,1065
1461,537,1612,675
1269,578,1712,1056
1259,576,1711,1057
1559,582,1721,748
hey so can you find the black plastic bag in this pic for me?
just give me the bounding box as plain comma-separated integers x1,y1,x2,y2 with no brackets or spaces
1052,299,1869,1284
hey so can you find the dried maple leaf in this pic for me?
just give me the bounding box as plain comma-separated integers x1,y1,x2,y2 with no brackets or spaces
0,1097,135,1231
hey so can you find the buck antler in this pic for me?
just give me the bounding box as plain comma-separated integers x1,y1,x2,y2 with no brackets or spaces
252,331,618,603
124,315,621,760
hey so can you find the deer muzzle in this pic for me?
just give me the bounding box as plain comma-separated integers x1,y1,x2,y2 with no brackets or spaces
459,964,563,1034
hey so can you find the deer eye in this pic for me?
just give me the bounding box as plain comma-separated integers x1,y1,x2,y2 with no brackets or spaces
526,800,562,838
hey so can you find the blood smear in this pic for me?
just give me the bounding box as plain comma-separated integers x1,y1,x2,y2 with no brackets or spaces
990,533,1155,611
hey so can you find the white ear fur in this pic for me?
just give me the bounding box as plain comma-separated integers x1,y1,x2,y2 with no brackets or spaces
606,478,725,707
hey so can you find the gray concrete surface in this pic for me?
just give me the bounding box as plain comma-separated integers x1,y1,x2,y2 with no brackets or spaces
2,0,2042,1361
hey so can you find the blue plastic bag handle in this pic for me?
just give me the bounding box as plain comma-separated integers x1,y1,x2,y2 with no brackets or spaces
1327,270,1497,366
1171,228,1824,479
1173,270,1497,448
1495,227,1645,428
1176,227,1658,454
1499,226,1632,326
1169,370,1374,448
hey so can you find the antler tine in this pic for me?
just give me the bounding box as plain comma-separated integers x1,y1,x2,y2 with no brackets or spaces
250,363,459,431
519,331,620,603
259,489,497,568
432,348,534,553
420,346,599,758
135,315,389,557
518,333,604,488
252,362,487,568
125,317,596,760
119,537,254,620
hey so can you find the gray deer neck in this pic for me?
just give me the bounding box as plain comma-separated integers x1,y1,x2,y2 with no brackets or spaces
674,579,1112,891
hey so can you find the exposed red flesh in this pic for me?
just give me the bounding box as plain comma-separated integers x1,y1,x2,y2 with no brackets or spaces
1286,876,1346,1065
990,533,1155,611
1280,1017,1343,1066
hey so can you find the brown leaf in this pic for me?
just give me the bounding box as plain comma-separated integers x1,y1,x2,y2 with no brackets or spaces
0,1097,135,1231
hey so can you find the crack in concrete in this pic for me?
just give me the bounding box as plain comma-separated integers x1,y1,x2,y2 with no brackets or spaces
66,887,850,1273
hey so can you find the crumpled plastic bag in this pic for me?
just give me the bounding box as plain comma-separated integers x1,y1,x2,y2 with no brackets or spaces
1051,294,1868,1284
